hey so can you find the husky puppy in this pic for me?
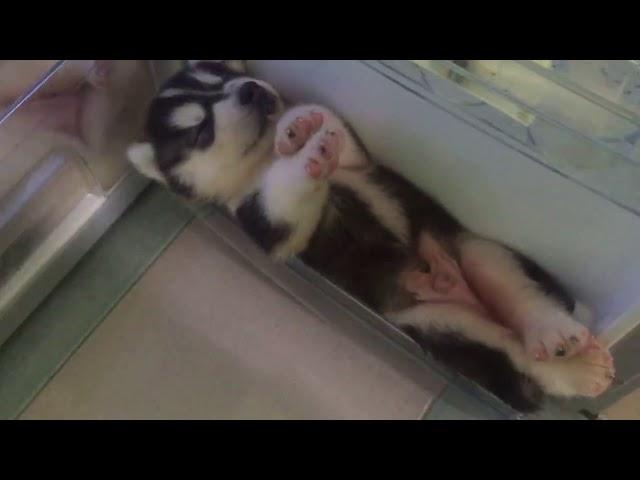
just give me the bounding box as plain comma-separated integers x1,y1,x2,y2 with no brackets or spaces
128,62,614,412
233,104,614,412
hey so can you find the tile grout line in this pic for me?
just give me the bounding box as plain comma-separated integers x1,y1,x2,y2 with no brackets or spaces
14,216,194,419
418,384,448,420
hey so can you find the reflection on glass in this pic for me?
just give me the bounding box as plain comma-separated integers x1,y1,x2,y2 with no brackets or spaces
405,60,640,216
0,60,156,318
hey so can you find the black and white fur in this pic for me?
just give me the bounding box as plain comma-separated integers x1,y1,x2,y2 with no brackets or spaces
127,60,284,204
234,104,614,412
128,64,614,413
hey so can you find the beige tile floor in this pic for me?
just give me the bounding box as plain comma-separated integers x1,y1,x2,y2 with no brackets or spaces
21,219,446,420
602,388,640,420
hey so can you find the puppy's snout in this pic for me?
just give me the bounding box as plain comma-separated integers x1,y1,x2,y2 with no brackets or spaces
237,81,278,116
237,81,262,105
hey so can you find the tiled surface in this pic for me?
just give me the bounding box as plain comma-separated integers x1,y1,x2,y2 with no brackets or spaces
0,186,193,419
422,386,504,420
603,388,640,420
21,219,446,420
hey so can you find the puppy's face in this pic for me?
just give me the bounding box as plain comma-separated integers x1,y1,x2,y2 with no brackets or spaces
128,60,284,199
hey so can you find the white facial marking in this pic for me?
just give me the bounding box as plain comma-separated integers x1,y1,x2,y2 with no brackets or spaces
191,70,223,85
169,103,206,129
159,88,186,98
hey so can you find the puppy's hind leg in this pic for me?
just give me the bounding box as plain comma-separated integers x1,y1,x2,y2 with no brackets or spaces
456,234,596,362
387,303,615,411
388,303,544,412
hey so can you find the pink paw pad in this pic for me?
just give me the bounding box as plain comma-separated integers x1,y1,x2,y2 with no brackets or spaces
534,345,549,361
304,129,344,180
277,111,324,156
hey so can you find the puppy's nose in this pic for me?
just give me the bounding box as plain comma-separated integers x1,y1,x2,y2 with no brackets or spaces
237,81,262,105
237,81,277,115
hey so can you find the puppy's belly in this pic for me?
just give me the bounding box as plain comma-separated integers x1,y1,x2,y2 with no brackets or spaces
400,232,500,324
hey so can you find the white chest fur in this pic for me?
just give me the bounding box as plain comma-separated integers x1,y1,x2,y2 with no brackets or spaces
260,158,329,259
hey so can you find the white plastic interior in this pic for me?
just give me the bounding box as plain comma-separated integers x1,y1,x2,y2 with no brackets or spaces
248,60,640,345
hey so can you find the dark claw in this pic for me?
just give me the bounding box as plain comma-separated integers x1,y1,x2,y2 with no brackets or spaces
555,346,566,357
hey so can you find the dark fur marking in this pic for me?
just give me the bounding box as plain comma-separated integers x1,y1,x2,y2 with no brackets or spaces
301,184,411,311
513,251,576,313
166,174,194,199
368,166,464,243
147,94,220,151
236,192,292,254
402,325,544,413
243,115,268,157
144,90,222,179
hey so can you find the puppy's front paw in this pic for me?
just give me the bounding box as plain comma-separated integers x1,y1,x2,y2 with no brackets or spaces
302,128,345,180
523,310,592,361
276,109,324,156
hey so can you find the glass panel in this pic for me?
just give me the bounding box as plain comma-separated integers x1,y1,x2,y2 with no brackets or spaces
75,60,156,190
0,153,103,314
396,60,640,217
0,60,156,321
530,60,640,119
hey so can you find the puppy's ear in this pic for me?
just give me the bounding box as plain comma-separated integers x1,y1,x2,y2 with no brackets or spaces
127,142,165,184
187,60,247,74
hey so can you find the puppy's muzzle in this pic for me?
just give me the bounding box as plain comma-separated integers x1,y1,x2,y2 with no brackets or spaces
237,81,278,117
